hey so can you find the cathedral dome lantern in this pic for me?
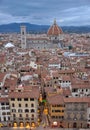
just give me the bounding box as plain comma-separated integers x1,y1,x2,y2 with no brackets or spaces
47,19,63,36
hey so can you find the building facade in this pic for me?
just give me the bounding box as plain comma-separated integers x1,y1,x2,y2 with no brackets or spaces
0,98,11,126
8,85,40,127
64,97,89,128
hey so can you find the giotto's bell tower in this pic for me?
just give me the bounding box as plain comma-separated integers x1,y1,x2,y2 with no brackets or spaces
21,26,26,49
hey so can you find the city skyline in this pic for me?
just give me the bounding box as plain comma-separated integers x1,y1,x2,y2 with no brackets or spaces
0,0,90,26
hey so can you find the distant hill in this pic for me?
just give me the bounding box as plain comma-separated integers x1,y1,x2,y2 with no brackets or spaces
0,23,90,33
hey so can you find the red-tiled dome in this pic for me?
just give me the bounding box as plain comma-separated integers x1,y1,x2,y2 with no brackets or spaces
47,19,63,36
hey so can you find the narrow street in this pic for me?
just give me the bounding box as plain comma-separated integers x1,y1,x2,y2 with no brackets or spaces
0,127,90,130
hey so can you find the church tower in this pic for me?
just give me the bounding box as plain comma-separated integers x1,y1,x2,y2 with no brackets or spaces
21,26,27,49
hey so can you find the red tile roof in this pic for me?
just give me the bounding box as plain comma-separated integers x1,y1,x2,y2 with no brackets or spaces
47,94,64,105
47,20,63,36
0,97,9,103
64,97,90,103
8,86,40,99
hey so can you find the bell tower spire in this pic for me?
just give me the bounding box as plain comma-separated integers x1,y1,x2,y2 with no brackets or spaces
21,26,27,49
54,18,56,25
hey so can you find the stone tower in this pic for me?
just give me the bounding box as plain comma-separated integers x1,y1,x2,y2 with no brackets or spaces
21,26,27,49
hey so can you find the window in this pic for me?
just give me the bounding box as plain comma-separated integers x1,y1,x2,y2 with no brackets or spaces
54,81,57,84
1,103,5,105
12,109,16,112
25,109,29,113
18,109,22,113
30,98,34,101
86,89,88,92
31,103,34,107
17,98,22,101
1,107,5,110
72,89,78,92
19,114,22,117
18,90,21,92
25,104,28,107
4,117,6,121
24,98,28,101
8,117,10,121
31,114,34,117
12,103,15,107
5,87,7,90
13,114,16,117
18,104,21,107
6,102,9,105
2,112,6,115
7,112,10,115
31,109,35,113
52,116,55,119
62,110,64,112
55,110,61,112
11,98,15,101
6,107,10,109
26,114,29,118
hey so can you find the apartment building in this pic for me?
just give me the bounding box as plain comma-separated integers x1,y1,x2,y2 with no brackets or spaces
64,97,90,128
8,84,40,127
0,97,10,126
45,87,65,128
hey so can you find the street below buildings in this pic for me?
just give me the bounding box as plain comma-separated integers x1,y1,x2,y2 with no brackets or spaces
0,127,90,130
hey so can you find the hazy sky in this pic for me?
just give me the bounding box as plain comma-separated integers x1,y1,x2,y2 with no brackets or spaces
0,0,90,26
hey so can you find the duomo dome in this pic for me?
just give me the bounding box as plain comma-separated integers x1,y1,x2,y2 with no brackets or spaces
47,19,63,36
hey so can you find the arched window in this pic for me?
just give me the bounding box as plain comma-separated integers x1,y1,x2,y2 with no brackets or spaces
31,109,35,113
25,109,29,113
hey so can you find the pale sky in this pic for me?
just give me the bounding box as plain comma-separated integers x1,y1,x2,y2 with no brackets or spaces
0,0,90,26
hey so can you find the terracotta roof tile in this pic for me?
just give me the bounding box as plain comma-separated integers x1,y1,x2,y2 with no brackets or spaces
47,20,63,36
47,94,64,105
64,97,90,103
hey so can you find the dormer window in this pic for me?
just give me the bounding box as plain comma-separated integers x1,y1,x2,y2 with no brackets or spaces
18,90,21,92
